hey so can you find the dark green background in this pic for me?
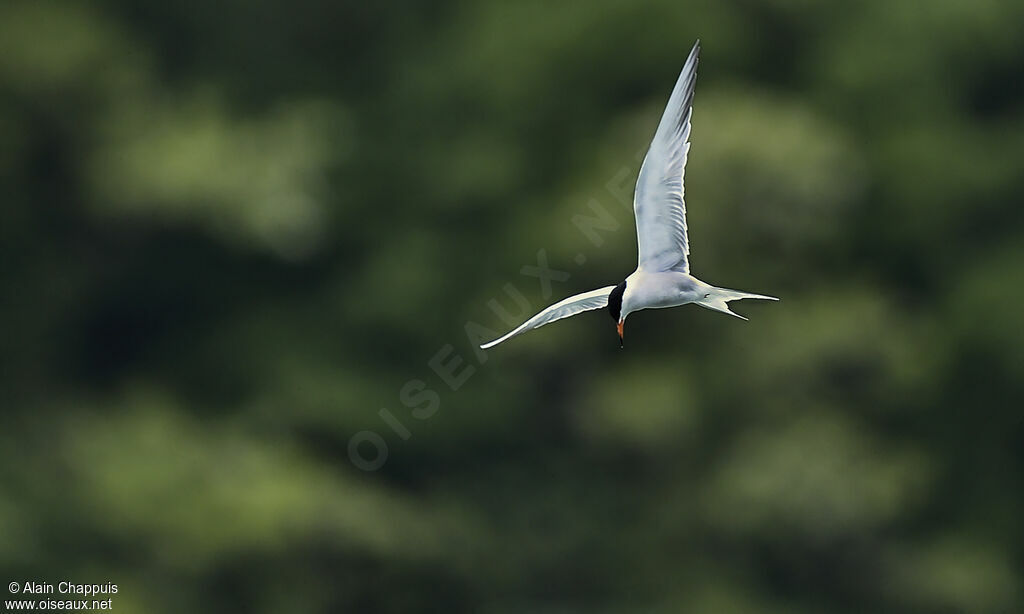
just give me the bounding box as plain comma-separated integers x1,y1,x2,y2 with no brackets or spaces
2,1,1022,612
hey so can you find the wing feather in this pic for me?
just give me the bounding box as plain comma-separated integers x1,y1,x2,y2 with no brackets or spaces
633,40,700,273
480,286,616,349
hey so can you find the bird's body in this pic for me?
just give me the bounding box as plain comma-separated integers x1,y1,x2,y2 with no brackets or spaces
622,270,701,312
480,41,777,350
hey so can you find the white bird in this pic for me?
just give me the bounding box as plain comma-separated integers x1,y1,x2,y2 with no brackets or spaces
481,41,777,350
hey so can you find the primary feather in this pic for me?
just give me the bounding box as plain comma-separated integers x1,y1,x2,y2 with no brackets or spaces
479,286,616,349
633,40,699,273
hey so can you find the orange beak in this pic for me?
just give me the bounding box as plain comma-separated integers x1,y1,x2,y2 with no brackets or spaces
616,320,624,348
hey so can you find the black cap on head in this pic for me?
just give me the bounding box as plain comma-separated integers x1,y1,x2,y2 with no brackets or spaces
607,280,627,322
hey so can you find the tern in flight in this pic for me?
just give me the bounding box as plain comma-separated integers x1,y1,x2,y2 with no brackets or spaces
481,41,777,350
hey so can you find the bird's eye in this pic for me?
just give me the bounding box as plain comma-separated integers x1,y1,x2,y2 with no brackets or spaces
704,293,710,298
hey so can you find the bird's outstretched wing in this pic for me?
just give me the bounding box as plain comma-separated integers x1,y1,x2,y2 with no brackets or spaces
480,286,616,349
633,40,700,273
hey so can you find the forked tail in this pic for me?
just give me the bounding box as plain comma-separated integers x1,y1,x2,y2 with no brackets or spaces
697,286,778,321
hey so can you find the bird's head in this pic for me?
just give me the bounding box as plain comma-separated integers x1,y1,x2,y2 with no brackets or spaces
607,280,628,347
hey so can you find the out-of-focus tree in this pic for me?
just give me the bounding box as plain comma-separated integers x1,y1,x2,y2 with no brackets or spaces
1,1,1021,612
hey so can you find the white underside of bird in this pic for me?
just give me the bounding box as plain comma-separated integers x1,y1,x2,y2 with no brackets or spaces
481,40,777,350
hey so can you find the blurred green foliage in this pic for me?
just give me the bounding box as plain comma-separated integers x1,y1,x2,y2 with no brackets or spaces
1,1,1022,612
